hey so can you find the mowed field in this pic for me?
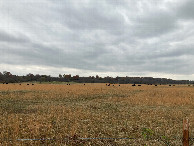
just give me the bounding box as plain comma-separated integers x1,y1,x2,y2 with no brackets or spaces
0,83,194,145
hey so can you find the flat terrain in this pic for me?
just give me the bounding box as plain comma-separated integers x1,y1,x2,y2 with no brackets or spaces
0,83,194,145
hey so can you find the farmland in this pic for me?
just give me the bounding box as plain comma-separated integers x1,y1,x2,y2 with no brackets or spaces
0,83,194,145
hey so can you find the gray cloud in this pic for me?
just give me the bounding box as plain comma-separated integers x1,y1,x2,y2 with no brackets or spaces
177,0,194,19
0,31,29,43
131,11,177,38
0,0,194,79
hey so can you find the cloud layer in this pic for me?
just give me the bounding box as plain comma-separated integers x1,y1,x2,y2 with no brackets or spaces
0,0,194,79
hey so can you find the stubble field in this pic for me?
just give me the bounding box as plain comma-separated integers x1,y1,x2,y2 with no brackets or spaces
0,83,194,145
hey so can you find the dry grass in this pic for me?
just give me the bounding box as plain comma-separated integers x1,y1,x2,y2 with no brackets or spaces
0,83,194,145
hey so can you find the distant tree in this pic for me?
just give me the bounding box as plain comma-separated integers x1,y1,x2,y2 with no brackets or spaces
0,72,5,83
3,71,7,75
47,75,51,82
59,74,62,78
39,77,46,83
26,73,34,81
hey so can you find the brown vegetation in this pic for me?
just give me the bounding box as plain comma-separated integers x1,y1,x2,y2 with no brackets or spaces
0,83,194,145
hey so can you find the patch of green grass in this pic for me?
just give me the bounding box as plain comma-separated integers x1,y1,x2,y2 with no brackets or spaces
0,90,32,95
0,90,45,114
0,98,41,114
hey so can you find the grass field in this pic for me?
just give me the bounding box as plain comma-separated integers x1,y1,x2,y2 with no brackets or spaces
0,83,194,145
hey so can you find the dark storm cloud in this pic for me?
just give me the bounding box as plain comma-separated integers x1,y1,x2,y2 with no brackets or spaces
0,0,194,79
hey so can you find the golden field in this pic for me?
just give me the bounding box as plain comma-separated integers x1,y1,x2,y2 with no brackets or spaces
0,83,194,145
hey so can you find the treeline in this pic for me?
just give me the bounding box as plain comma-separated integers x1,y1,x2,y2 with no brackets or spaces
0,71,193,84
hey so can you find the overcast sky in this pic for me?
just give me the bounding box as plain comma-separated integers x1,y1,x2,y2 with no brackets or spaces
0,0,194,80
